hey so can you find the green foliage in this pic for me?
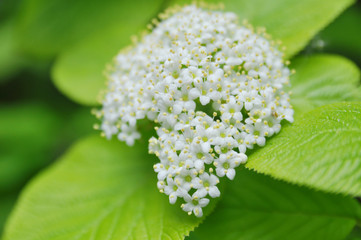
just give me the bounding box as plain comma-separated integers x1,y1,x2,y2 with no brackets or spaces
16,0,164,58
290,54,361,115
346,226,361,240
0,103,60,192
3,0,361,239
0,103,60,236
0,102,95,236
206,0,355,58
0,194,16,235
319,5,361,65
52,28,134,106
0,20,23,82
246,102,361,196
3,136,207,240
0,0,21,22
191,169,361,240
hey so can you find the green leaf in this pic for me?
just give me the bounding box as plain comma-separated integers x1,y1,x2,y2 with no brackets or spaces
3,136,206,240
290,54,361,116
191,169,361,240
52,0,164,105
16,0,164,58
246,102,361,196
318,6,361,65
206,0,355,58
52,28,132,106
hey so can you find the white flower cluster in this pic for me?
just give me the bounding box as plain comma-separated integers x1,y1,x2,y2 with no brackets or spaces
98,5,293,217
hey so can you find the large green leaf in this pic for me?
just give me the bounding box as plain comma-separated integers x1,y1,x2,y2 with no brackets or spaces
206,0,355,58
246,102,361,196
0,104,95,237
290,54,361,116
190,169,361,240
52,0,164,105
3,136,206,240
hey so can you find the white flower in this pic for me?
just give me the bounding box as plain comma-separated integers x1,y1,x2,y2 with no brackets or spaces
193,173,221,198
117,124,140,146
175,168,199,190
164,178,188,204
214,151,246,180
182,193,210,217
98,4,294,217
220,96,244,122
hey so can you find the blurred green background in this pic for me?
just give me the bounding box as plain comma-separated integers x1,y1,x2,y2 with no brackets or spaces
0,0,360,237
